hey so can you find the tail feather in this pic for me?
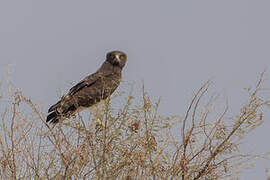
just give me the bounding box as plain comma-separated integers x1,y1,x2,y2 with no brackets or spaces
46,111,59,123
47,99,77,124
47,93,81,124
47,101,61,123
48,101,60,113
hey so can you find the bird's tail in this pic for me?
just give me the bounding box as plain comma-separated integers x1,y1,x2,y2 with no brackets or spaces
46,111,60,123
47,101,61,123
47,97,77,123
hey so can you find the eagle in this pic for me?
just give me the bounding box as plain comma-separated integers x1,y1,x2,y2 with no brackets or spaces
46,51,127,123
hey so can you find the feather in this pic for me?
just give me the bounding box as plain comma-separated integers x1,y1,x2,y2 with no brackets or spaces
46,51,127,124
46,111,58,123
48,100,60,113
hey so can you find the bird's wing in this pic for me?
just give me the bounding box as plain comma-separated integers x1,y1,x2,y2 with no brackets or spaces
48,72,100,113
69,72,100,95
47,68,117,123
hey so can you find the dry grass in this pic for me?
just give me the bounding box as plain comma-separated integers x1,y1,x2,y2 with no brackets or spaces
0,72,269,179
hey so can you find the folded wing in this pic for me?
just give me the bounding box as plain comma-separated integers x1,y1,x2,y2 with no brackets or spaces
46,72,100,123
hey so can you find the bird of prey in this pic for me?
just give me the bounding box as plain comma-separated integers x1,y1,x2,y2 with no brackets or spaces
46,51,127,123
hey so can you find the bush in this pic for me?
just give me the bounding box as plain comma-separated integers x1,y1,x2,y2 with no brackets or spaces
0,72,269,179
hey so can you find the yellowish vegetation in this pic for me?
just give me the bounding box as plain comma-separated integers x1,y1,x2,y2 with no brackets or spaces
0,72,269,179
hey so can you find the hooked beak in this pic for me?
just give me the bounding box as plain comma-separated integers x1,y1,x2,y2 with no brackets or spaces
113,56,121,65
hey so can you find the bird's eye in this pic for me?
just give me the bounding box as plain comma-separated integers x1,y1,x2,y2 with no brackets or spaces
119,55,125,60
110,54,115,59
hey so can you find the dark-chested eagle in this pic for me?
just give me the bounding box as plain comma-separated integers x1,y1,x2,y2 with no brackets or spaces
46,51,127,123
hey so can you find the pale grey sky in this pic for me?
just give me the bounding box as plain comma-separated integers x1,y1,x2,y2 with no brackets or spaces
0,0,269,179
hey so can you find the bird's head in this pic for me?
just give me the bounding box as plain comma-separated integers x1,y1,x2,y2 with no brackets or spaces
106,51,127,68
